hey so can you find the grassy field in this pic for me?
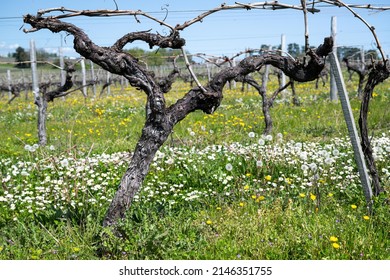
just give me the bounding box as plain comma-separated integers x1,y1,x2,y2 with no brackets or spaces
0,76,389,260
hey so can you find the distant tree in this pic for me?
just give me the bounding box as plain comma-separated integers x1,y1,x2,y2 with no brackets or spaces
260,44,270,50
127,47,187,67
288,43,302,57
365,49,378,60
36,48,58,61
337,46,360,60
12,46,29,68
343,57,374,97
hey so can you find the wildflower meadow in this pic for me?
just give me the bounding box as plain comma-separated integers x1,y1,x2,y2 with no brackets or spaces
0,78,389,260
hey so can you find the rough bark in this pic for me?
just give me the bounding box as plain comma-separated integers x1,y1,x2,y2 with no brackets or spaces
33,64,76,146
103,121,173,226
24,14,333,227
36,96,48,146
291,80,300,106
343,57,373,97
358,61,390,195
315,67,329,89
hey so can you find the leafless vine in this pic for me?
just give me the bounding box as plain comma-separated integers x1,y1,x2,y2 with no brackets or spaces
22,1,389,229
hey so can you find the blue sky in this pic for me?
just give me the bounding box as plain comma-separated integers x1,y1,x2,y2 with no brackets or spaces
1,0,389,59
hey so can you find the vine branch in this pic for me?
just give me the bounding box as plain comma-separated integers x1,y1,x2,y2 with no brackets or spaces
320,0,388,63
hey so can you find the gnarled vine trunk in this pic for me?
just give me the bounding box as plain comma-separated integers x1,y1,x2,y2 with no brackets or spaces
34,65,75,146
358,61,390,196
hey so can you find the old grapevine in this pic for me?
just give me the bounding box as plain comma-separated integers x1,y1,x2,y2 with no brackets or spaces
23,1,388,228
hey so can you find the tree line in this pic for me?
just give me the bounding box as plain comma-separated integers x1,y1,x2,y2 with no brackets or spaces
8,43,378,69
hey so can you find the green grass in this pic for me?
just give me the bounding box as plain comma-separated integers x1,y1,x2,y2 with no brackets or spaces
0,77,389,259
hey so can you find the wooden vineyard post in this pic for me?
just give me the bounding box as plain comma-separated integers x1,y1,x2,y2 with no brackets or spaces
30,39,47,146
106,71,111,96
59,47,66,101
329,16,338,101
80,58,87,98
30,40,39,99
90,60,97,98
7,69,12,100
328,52,373,212
59,47,65,86
280,34,286,97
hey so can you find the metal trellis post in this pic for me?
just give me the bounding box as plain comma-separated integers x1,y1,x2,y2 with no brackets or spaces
329,52,373,212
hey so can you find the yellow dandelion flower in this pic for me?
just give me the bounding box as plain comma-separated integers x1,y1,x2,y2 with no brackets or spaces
265,175,272,181
243,185,250,191
329,236,338,242
216,207,221,210
310,193,316,201
239,202,245,207
332,243,340,249
328,193,334,197
351,204,357,210
72,247,80,253
299,193,306,198
256,196,265,202
251,195,257,199
206,220,213,225
246,173,251,177
363,215,370,220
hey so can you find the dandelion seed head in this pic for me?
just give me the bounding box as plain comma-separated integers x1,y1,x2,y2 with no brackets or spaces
258,139,265,146
225,163,233,171
256,160,263,167
248,131,255,138
265,134,273,141
60,158,69,167
309,162,318,172
301,164,309,171
325,157,333,165
300,152,308,161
